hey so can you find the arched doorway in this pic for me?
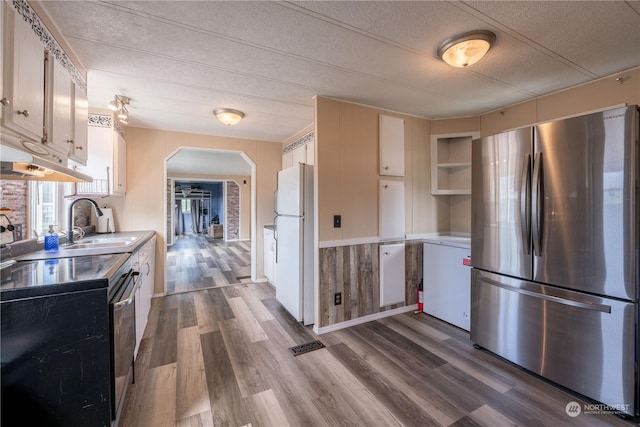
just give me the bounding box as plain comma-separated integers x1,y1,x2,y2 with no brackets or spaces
164,148,256,294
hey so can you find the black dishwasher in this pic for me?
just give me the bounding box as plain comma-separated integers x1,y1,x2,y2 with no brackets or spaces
1,253,129,427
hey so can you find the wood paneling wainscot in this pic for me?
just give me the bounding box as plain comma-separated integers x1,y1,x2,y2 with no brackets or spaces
319,241,422,327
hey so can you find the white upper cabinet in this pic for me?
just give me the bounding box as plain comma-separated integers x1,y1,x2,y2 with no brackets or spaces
1,4,45,143
70,84,88,164
1,3,89,168
76,115,126,196
291,143,307,165
47,54,73,158
379,114,405,176
282,135,314,169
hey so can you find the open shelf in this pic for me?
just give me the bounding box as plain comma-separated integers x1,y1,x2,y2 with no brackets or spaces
430,132,479,195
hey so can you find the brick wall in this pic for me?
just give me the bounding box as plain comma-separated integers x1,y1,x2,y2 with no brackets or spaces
226,181,239,240
0,180,28,240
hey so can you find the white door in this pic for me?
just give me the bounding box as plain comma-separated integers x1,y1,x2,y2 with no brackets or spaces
276,164,303,216
275,215,303,322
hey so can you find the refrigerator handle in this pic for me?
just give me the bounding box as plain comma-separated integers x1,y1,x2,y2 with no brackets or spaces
520,153,532,254
273,189,278,215
531,152,544,256
478,275,611,313
273,215,278,263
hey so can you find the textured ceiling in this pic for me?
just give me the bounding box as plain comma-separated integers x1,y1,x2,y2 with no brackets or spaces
39,0,640,145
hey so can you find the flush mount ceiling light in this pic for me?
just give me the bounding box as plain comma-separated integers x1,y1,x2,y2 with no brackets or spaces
108,95,131,124
437,30,496,68
214,108,244,126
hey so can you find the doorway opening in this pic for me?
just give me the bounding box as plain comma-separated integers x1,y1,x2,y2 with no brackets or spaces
164,148,255,295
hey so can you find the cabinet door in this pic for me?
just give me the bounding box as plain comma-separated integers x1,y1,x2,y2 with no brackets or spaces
2,7,45,142
305,139,315,165
145,238,156,306
379,114,405,176
291,145,307,165
48,57,73,157
0,3,4,124
69,84,88,164
282,151,293,169
113,132,127,194
379,179,405,239
380,243,405,306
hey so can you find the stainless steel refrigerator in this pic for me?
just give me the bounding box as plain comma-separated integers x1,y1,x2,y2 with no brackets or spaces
471,105,639,416
274,163,315,325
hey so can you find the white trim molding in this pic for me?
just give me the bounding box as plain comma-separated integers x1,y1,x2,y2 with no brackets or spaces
313,304,418,335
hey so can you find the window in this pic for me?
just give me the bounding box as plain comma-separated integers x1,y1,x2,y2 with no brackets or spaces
181,199,190,212
30,182,67,237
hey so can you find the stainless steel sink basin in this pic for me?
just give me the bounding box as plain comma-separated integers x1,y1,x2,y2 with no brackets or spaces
63,236,137,250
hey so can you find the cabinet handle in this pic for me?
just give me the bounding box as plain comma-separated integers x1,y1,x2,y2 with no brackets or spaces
75,146,83,150
17,109,30,117
384,166,389,170
0,98,9,106
66,139,74,144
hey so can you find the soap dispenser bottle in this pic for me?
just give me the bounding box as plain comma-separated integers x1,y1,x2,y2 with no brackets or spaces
44,225,59,251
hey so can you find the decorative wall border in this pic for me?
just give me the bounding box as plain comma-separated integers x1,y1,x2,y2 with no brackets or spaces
283,131,314,153
88,113,124,138
88,114,112,128
10,0,86,90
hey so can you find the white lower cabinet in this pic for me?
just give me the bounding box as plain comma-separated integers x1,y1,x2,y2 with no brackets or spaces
134,236,156,359
379,243,405,307
423,242,472,331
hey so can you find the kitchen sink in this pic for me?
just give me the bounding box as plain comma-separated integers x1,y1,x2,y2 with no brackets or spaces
63,236,138,249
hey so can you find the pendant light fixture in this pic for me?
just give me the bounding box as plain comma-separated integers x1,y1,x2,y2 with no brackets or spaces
107,95,131,124
214,108,245,126
437,30,496,68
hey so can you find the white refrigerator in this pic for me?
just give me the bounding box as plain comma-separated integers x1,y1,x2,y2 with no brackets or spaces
274,163,314,325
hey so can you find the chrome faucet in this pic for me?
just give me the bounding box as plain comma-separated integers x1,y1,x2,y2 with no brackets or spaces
67,198,103,245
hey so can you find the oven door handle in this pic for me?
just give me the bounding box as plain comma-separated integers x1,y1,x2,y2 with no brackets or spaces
114,271,140,308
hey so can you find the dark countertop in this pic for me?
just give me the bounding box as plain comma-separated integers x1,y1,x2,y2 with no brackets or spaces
0,252,130,301
1,230,155,301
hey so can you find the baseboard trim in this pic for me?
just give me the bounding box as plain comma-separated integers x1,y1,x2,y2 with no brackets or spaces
313,304,418,335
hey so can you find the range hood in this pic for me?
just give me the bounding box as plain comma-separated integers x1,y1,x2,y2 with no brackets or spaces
0,145,92,182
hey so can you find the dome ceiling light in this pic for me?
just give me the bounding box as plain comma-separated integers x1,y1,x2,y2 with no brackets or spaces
437,30,496,68
214,108,245,126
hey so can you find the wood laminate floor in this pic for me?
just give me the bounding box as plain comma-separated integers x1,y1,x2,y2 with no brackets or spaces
167,234,251,294
120,281,636,427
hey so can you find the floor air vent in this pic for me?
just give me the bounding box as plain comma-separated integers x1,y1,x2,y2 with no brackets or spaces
288,340,325,356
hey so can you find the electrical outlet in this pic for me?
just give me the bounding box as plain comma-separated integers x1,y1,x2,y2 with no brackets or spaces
334,292,342,305
333,215,341,228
